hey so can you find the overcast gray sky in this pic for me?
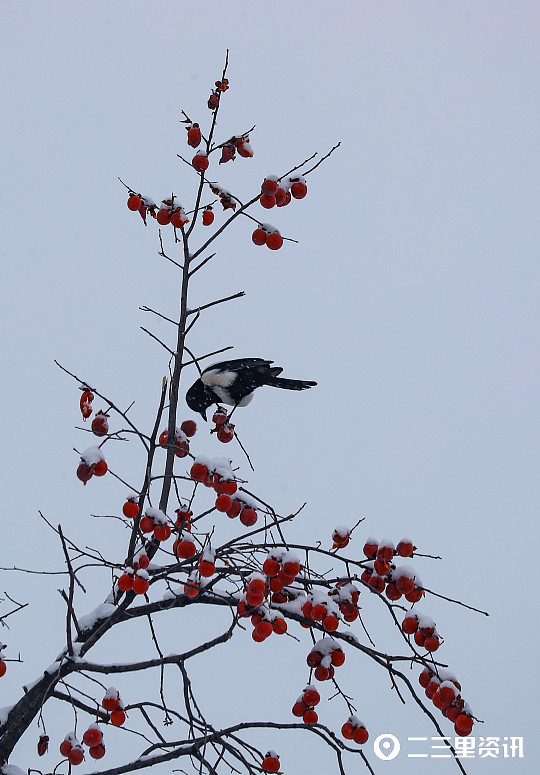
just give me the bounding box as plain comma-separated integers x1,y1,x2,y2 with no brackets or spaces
1,2,538,774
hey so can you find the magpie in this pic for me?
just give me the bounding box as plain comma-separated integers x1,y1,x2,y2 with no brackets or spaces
186,358,316,420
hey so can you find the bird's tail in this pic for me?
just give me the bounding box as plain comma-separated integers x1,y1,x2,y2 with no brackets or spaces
265,376,317,391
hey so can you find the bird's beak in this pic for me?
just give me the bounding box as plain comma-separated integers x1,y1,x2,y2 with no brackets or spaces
201,409,207,422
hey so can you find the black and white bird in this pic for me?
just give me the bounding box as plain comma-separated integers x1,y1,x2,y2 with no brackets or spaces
186,358,316,420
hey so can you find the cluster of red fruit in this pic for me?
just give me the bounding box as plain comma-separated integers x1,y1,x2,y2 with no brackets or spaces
139,507,172,541
259,175,307,209
76,446,108,485
341,715,369,745
402,611,441,652
159,419,196,457
118,550,150,595
306,637,345,683
237,575,288,642
261,550,302,603
251,224,284,251
207,77,229,111
218,134,254,164
360,537,423,602
125,192,156,225
292,684,321,724
126,192,200,229
189,458,259,526
59,724,107,764
102,687,126,726
419,667,474,736
301,592,340,633
210,407,235,442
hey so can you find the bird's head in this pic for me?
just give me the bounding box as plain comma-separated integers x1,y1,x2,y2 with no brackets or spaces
185,379,213,421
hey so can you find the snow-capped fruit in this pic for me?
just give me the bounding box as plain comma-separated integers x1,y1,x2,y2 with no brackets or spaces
263,557,281,577
332,528,350,549
291,181,307,199
192,153,209,173
236,139,253,157
118,573,133,592
266,232,283,250
91,412,109,437
156,208,171,226
187,124,202,148
260,194,276,209
132,576,149,595
202,207,214,225
123,500,139,519
191,462,209,481
353,726,369,745
80,389,94,420
60,739,72,757
127,195,142,211
76,462,93,484
110,710,126,727
93,459,108,477
174,539,197,559
217,424,234,443
395,575,415,595
424,635,440,652
402,614,418,634
199,559,215,577
212,409,228,425
396,539,414,557
303,687,320,706
362,540,378,559
153,523,171,542
101,691,119,712
240,508,257,527
83,726,102,748
252,228,267,246
68,746,84,765
282,559,300,577
261,178,279,196
170,210,189,228
89,743,106,759
261,754,280,772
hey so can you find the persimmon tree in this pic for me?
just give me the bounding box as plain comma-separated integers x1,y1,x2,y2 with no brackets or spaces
0,53,483,775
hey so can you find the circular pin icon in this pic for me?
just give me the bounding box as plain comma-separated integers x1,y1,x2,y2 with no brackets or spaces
374,733,400,760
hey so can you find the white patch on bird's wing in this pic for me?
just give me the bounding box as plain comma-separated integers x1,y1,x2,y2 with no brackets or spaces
211,387,254,407
201,369,237,388
212,386,234,405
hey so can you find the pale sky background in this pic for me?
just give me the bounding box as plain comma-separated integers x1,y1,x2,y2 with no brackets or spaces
1,2,539,774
